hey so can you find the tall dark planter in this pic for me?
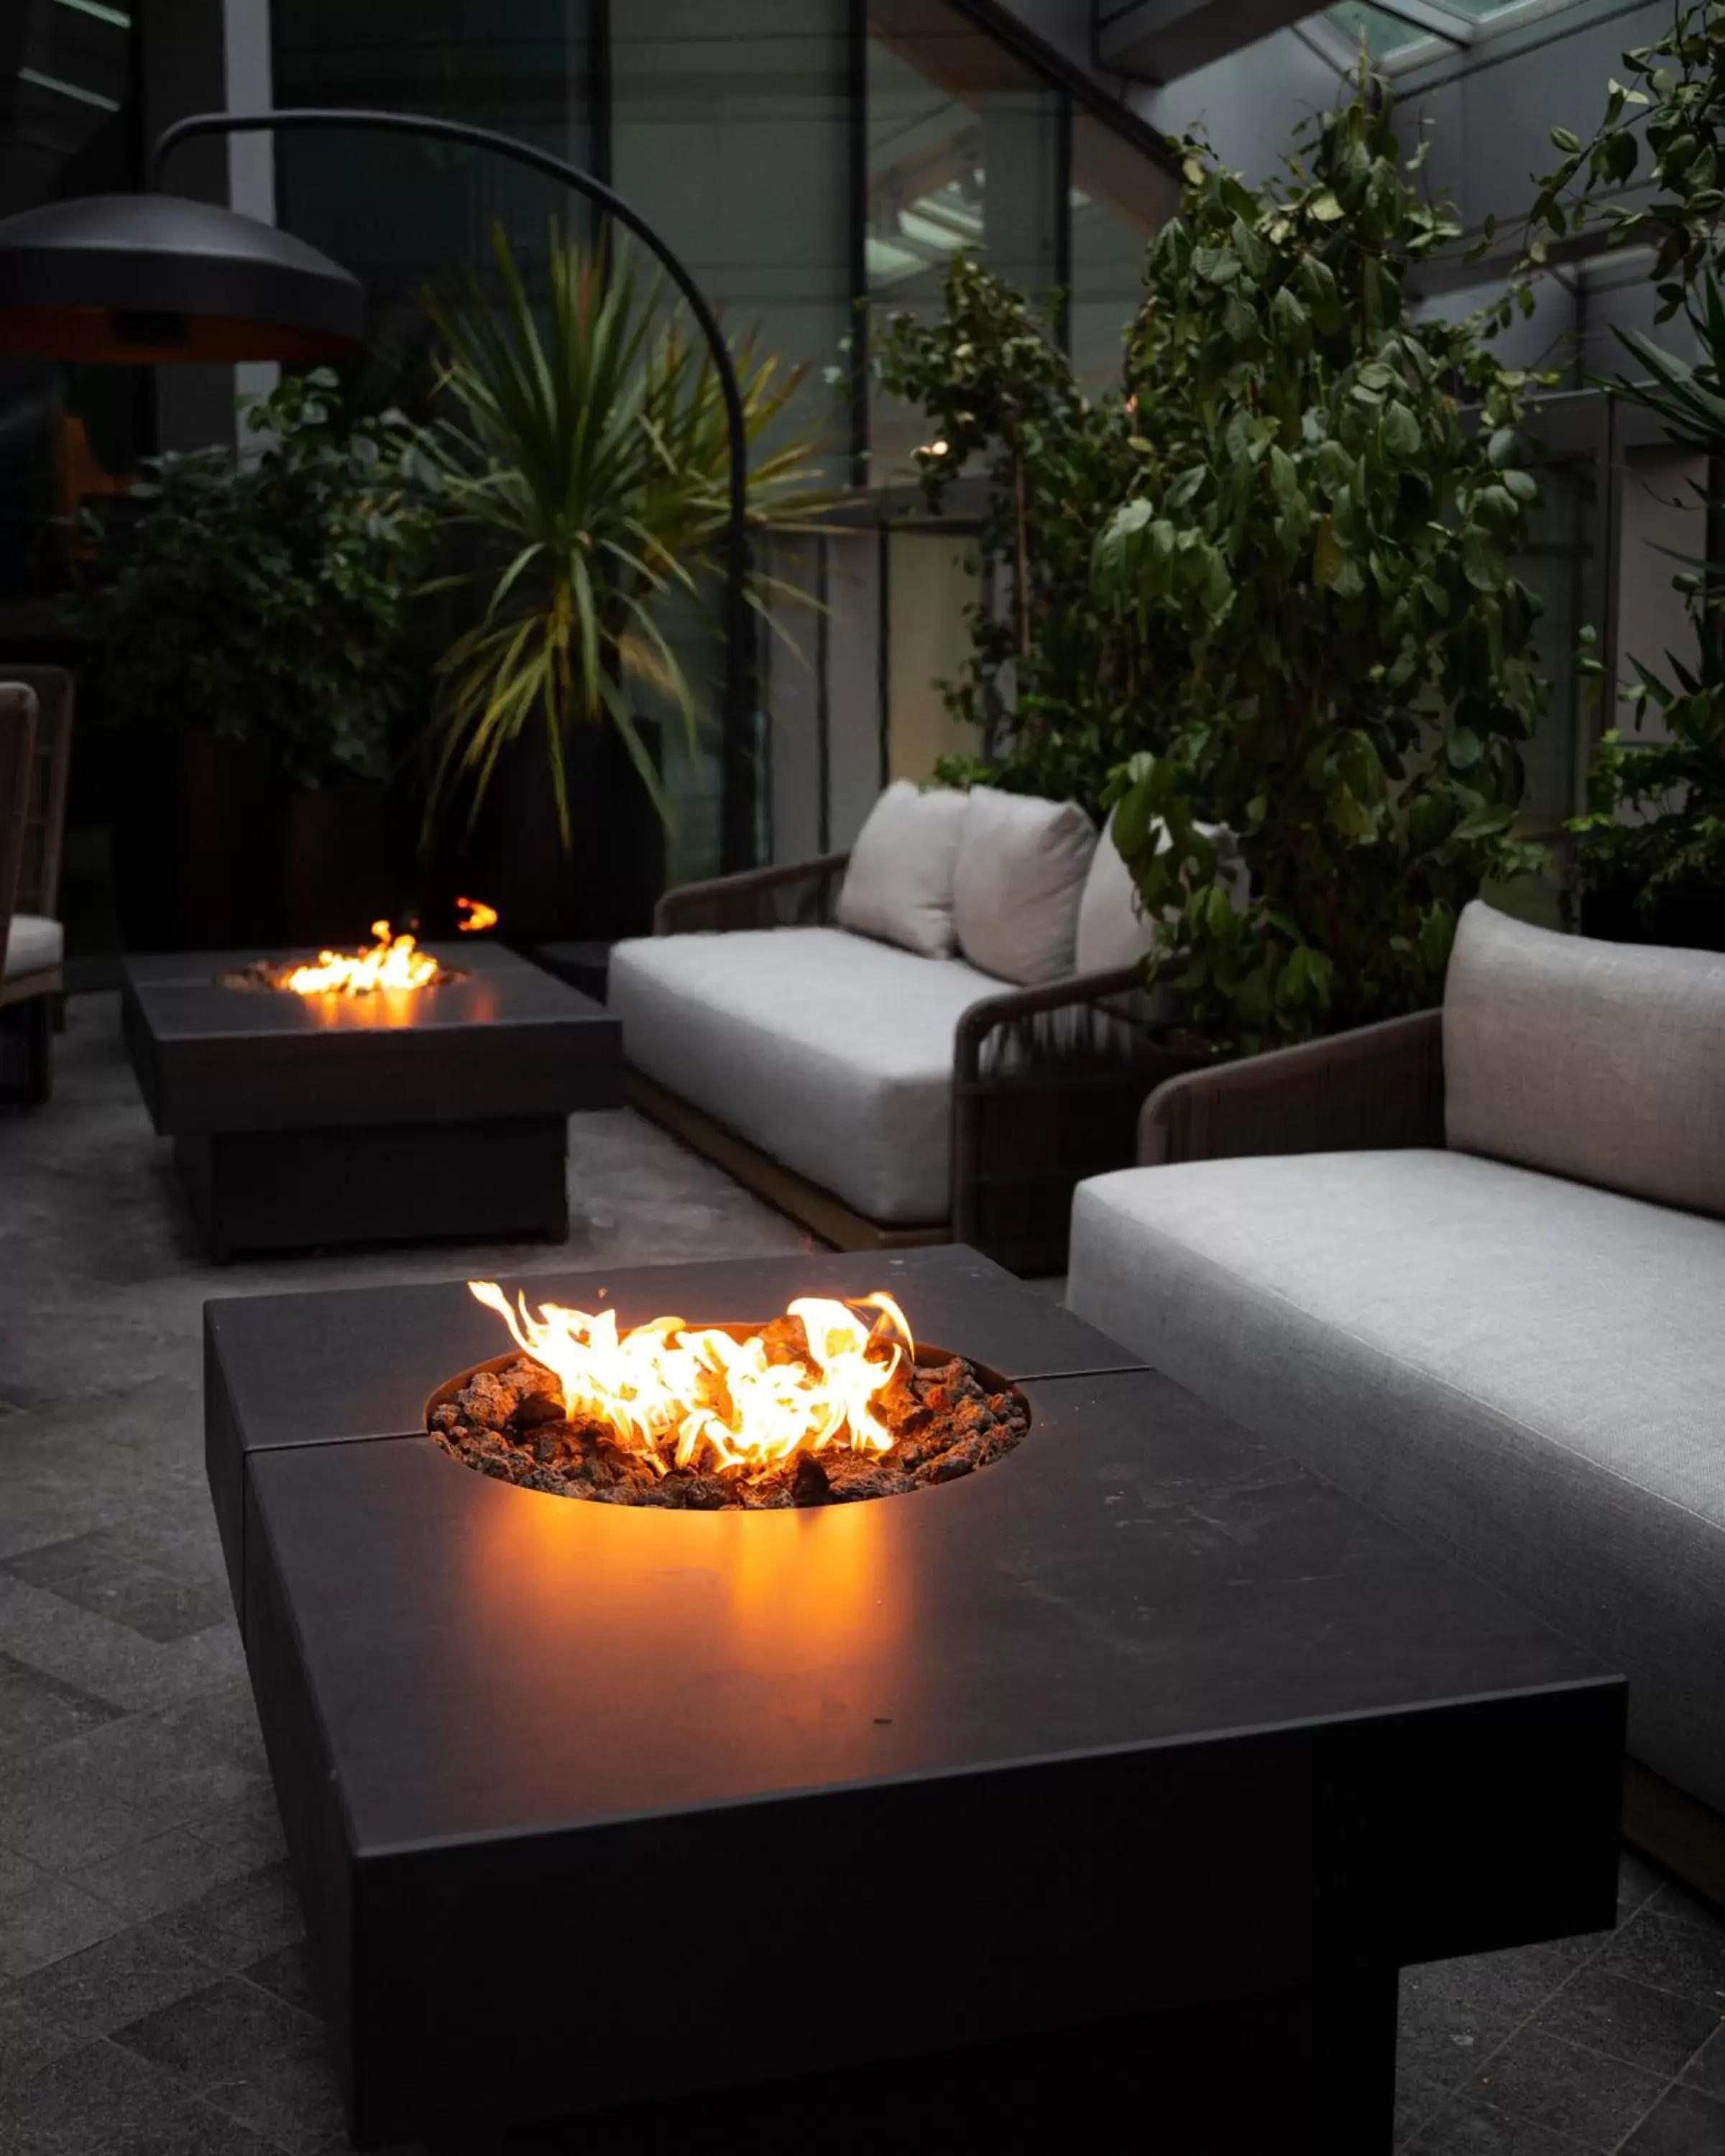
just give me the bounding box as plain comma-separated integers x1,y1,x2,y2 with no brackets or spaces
111,732,404,952
277,784,404,947
431,714,666,947
113,731,280,952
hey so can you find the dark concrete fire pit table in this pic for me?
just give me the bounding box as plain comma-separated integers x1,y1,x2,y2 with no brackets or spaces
204,1245,1625,2155
121,943,620,1257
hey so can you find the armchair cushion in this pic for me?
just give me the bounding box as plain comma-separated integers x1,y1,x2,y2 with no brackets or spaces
610,926,1005,1223
4,913,62,980
954,787,1095,986
835,780,968,958
1068,1147,1725,1810
1444,900,1725,1219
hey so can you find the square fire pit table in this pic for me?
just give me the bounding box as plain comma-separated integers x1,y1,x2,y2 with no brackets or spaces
205,1245,1624,2154
121,943,620,1258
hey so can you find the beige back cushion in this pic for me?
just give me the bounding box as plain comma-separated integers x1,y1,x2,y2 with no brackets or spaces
953,786,1096,985
1074,812,1248,976
835,781,970,958
1444,900,1725,1217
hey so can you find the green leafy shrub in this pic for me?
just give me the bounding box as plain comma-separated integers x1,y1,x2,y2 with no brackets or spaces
875,256,1149,811
81,368,436,787
1530,7,1725,949
1094,81,1548,1049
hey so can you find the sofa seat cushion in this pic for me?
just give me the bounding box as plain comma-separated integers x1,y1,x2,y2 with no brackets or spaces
1068,1149,1725,1809
610,927,1007,1225
4,913,62,980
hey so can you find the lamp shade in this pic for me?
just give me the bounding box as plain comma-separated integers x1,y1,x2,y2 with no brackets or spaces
0,193,363,364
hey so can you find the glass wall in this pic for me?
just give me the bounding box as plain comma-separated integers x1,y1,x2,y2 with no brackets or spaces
274,0,599,367
267,0,1179,876
865,1,1064,483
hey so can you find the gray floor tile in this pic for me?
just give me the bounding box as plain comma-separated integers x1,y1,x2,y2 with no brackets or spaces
0,1876,126,1981
150,1864,305,1971
182,1788,287,1869
1599,1909,1725,2009
73,1825,255,1922
111,1973,346,2150
242,1940,322,2021
0,1988,82,2083
1536,1968,1721,2079
0,2033,282,2154
111,1971,322,2081
45,1708,270,1830
0,1662,126,1764
17,1917,221,2041
1407,1942,1581,2027
0,1846,47,1905
0,1751,162,1872
1412,2096,1597,2153
1466,2027,1668,2150
1621,2085,1725,2154
1686,2028,1725,2100
1397,1977,1517,2101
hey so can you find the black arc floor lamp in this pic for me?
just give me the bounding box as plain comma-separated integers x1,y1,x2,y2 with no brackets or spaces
0,107,759,872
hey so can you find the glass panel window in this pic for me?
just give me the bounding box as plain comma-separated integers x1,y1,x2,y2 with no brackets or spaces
1069,110,1176,393
865,0,1062,487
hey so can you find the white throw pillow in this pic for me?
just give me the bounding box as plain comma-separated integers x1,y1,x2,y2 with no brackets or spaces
952,786,1097,985
1074,813,1246,975
836,780,970,958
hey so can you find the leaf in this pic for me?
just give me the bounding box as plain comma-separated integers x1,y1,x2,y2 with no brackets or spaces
1313,517,1346,590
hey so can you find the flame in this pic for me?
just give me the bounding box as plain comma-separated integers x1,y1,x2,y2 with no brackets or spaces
281,921,441,996
466,1281,914,1477
456,895,498,934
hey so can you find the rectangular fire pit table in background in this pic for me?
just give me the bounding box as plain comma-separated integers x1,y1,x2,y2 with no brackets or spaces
121,944,620,1258
204,1245,1625,2154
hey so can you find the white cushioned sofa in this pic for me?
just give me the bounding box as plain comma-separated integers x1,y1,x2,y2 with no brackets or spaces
611,783,1233,1270
1067,901,1725,1871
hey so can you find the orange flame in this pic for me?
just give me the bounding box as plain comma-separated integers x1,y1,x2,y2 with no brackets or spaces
281,921,441,996
466,1281,914,1477
456,895,499,934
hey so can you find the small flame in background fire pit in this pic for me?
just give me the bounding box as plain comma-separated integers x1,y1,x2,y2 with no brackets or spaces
456,895,499,934
467,1280,914,1476
275,921,443,996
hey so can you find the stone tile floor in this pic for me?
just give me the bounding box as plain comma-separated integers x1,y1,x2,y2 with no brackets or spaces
0,995,1720,2154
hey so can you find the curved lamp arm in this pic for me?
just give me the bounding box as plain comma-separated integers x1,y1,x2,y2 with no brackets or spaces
152,106,755,873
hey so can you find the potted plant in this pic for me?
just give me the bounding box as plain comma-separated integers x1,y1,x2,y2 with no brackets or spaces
1527,3,1725,952
1092,75,1550,1051
81,368,436,949
418,226,829,943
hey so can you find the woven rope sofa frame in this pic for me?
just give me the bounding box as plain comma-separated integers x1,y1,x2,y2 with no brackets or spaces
0,671,71,1105
633,854,1201,1274
1136,1005,1724,1907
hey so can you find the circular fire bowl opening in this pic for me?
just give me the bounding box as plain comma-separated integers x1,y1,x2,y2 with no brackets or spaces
426,1335,1031,1510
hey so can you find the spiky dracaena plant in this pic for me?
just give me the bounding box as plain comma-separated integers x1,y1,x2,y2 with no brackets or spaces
423,225,829,844
1093,78,1549,1050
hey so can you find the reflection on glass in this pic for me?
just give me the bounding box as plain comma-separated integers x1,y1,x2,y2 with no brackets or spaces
866,0,1062,485
1069,112,1176,393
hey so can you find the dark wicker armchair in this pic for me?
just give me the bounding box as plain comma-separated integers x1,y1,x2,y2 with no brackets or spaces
0,668,73,1105
645,856,1201,1274
1138,1008,1446,1167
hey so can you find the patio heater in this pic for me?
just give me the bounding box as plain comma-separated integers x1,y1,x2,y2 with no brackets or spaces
0,108,759,872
